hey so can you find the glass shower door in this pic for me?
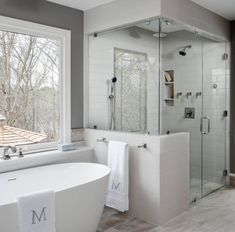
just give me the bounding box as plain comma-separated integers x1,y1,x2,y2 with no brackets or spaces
159,18,228,202
159,19,204,202
201,40,227,196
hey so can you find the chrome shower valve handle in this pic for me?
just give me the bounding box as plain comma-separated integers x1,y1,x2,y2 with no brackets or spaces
186,92,192,98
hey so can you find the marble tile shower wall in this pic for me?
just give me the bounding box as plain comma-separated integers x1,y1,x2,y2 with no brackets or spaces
71,129,84,142
161,31,230,184
88,27,159,134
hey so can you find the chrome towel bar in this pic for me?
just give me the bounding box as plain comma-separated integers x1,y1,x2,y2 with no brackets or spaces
97,138,147,149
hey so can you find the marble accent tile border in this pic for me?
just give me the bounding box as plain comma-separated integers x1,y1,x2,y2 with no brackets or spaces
71,128,84,142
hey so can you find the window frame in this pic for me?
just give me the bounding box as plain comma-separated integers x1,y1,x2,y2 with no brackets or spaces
0,15,71,151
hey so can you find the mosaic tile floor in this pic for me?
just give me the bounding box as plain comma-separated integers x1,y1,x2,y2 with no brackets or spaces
98,187,235,232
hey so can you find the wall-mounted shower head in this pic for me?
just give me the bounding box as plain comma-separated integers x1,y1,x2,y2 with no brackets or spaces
179,45,192,56
179,50,187,56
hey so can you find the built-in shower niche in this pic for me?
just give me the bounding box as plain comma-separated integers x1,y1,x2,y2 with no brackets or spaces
163,70,174,106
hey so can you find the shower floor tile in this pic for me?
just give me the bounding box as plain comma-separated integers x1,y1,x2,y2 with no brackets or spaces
98,187,235,232
190,178,223,202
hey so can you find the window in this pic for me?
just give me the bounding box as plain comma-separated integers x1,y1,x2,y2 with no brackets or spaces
0,16,71,151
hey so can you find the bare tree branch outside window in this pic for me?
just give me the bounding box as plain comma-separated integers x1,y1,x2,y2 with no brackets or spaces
0,31,60,143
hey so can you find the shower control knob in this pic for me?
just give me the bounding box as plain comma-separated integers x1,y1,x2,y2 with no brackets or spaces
196,92,202,98
213,84,218,89
176,92,182,98
109,95,115,100
185,107,195,119
186,92,192,98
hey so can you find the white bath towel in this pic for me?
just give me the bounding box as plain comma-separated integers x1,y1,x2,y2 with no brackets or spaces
106,141,129,212
17,190,56,232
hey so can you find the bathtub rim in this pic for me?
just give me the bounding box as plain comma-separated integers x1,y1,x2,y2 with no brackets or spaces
0,162,111,207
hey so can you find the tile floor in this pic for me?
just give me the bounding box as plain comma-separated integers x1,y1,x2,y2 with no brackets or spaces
98,187,235,232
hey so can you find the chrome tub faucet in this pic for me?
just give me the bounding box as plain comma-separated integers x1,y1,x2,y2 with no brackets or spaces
2,146,17,160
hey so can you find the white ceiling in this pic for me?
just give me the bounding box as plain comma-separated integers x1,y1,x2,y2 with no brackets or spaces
192,0,235,20
47,0,235,20
47,0,115,11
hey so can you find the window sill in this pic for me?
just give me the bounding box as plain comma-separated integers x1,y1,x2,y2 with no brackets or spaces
0,144,93,174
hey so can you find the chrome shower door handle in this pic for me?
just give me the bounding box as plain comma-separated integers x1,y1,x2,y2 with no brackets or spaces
200,117,211,135
204,116,211,135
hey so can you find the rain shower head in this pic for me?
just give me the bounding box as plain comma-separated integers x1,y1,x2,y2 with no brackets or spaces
179,45,192,56
153,32,167,38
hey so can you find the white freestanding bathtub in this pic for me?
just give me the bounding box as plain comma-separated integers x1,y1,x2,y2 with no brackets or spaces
0,163,111,232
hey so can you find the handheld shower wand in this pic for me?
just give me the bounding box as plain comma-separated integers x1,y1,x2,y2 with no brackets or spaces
109,77,117,130
110,77,117,98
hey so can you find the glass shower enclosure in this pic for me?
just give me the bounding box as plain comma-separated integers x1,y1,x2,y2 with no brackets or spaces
87,18,229,202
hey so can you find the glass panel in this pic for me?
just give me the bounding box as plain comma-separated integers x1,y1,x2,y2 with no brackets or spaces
87,16,228,202
202,39,227,196
160,19,203,202
88,19,160,134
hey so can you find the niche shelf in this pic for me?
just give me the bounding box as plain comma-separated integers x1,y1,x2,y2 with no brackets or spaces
164,82,174,85
164,70,174,106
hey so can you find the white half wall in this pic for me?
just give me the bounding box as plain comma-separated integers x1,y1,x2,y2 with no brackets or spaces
84,128,190,225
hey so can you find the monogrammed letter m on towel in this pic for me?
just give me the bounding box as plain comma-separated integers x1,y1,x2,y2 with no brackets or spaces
17,190,56,232
106,141,129,212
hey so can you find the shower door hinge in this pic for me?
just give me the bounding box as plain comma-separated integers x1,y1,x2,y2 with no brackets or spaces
223,53,228,60
223,169,228,177
223,110,228,117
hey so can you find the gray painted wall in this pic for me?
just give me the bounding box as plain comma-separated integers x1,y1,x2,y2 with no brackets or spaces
231,21,235,173
161,0,230,41
0,0,84,128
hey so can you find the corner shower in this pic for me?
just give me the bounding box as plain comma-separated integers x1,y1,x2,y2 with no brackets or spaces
88,18,229,202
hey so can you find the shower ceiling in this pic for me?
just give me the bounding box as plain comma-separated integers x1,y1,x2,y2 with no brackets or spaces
47,0,115,10
137,20,187,34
